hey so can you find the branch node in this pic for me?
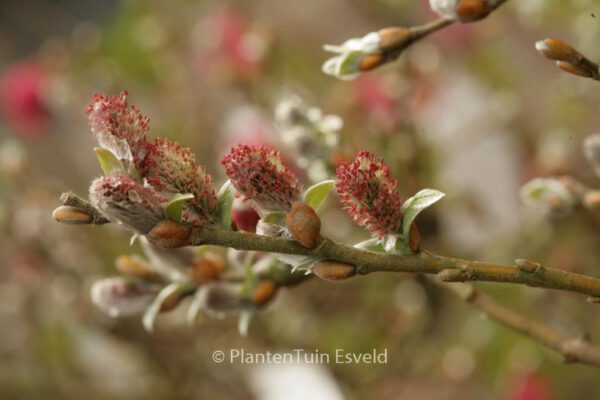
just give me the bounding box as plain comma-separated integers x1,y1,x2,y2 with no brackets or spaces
437,269,467,282
515,258,543,273
587,296,600,304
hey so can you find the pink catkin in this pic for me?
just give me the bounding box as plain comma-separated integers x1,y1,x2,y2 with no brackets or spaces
144,138,217,226
221,144,302,212
89,173,164,234
336,151,403,238
86,91,150,170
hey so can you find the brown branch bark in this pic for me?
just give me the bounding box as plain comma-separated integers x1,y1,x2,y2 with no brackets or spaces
433,279,600,368
190,228,600,298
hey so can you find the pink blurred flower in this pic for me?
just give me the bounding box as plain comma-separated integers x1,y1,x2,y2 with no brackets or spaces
194,5,267,80
506,373,555,400
0,61,51,139
354,75,400,132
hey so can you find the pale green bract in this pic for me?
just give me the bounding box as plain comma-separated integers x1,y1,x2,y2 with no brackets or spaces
164,193,195,223
94,147,126,175
303,180,335,211
400,189,446,238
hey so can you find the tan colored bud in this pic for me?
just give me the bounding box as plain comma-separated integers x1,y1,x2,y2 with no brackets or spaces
52,206,93,224
285,201,323,248
192,252,225,285
115,255,163,282
159,290,186,313
312,260,356,281
147,220,191,249
583,191,600,210
251,280,278,306
557,176,587,200
456,0,492,22
358,53,386,72
535,39,581,63
556,61,593,78
409,223,421,253
378,27,412,52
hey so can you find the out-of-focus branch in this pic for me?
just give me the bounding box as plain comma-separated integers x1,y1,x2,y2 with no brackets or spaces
536,38,600,82
434,279,600,368
323,0,512,79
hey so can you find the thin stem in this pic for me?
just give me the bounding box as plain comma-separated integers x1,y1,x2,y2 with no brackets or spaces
409,17,454,42
434,279,600,368
191,228,600,298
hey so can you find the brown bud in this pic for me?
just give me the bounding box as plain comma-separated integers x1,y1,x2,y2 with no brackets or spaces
358,53,386,72
285,201,323,248
312,260,356,281
159,290,186,313
456,0,492,22
535,39,581,64
556,61,594,78
251,280,278,306
192,252,225,285
408,223,421,253
52,206,93,224
115,255,164,282
583,191,600,210
147,220,191,248
378,27,412,52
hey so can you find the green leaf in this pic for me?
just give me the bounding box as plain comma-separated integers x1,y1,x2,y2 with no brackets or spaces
143,283,192,333
94,147,125,175
400,189,445,237
216,180,235,229
303,180,335,212
164,193,195,223
262,211,286,226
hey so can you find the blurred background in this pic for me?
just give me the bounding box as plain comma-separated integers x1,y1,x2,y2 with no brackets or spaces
1,0,600,399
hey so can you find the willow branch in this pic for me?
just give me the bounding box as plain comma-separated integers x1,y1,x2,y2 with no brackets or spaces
433,279,600,368
381,0,510,63
190,228,600,298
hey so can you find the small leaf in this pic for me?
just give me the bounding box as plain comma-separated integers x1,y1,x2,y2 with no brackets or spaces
400,189,445,237
216,180,234,229
164,193,195,223
353,238,386,252
338,50,365,77
262,211,286,226
303,180,335,212
238,309,254,337
94,147,125,175
143,283,183,333
187,286,208,326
